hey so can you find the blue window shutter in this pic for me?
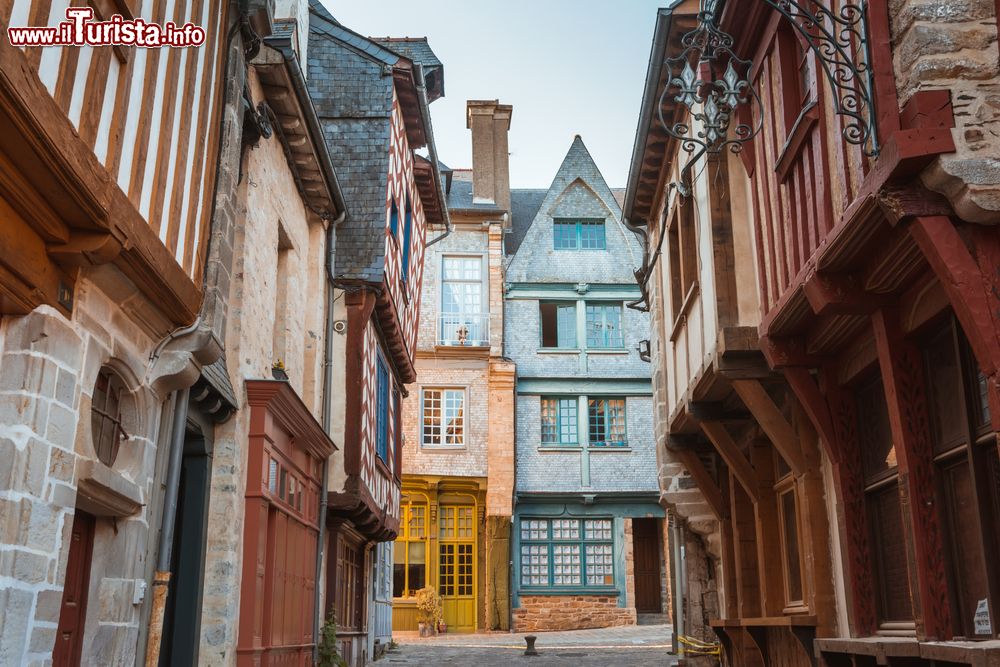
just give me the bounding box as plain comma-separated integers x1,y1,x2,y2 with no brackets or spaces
390,199,399,236
402,198,413,281
376,356,389,461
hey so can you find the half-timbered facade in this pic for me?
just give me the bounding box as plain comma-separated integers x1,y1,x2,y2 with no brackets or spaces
0,2,249,665
307,4,446,663
626,0,1000,665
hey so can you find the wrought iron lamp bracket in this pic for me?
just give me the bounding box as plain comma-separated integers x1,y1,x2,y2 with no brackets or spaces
658,0,878,195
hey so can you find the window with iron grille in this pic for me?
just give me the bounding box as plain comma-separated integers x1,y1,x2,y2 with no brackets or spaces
553,219,606,250
587,398,626,447
91,367,128,467
519,518,615,589
421,388,465,447
541,398,578,446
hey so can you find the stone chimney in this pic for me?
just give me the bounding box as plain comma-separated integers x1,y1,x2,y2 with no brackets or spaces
467,100,512,212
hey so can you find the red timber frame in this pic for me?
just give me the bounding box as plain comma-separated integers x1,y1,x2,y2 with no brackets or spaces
722,0,1000,658
237,380,336,667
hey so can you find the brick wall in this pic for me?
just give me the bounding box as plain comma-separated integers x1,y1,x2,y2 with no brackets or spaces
402,364,489,478
512,595,637,632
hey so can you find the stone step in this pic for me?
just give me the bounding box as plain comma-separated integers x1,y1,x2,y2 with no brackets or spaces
636,613,670,626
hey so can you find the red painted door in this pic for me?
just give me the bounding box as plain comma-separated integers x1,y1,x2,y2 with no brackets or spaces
53,511,96,666
633,519,662,613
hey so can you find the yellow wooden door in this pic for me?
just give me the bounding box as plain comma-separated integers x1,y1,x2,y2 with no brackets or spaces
438,506,476,632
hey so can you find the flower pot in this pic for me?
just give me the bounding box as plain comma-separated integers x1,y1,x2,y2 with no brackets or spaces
438,622,447,634
418,622,429,638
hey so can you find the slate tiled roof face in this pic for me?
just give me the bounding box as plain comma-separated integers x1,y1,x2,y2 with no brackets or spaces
506,189,548,255
371,38,442,69
308,7,395,281
505,136,642,284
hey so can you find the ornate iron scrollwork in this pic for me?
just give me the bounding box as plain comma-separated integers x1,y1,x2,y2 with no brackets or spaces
658,0,878,193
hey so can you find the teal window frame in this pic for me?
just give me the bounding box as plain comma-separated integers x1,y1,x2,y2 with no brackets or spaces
539,301,577,349
553,219,606,250
540,397,578,446
585,302,624,349
588,397,627,447
519,518,615,591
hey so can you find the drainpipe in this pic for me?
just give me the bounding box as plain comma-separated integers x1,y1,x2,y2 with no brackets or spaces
413,64,452,248
313,209,345,663
670,513,685,654
145,387,190,667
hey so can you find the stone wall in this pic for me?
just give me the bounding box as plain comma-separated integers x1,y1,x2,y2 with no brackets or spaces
512,595,637,632
887,0,1000,221
197,65,328,665
0,274,163,667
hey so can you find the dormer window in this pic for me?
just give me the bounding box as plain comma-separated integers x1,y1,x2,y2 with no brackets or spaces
553,219,605,250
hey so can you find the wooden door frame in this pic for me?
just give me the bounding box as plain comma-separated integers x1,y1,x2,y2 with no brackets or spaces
633,517,663,614
53,510,97,667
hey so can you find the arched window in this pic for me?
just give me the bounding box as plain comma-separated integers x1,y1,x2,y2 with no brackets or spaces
91,367,129,467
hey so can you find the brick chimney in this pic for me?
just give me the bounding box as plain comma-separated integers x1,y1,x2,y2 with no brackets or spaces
467,100,512,212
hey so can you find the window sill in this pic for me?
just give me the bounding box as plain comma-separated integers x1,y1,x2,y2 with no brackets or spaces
538,446,582,452
589,446,632,453
538,348,580,354
518,588,619,597
586,348,629,355
420,445,466,452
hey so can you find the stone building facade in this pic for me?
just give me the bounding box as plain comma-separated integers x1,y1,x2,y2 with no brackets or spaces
394,100,516,634
625,1,1000,665
505,137,667,632
0,1,254,664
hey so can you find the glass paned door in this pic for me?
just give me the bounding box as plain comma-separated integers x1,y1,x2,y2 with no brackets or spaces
438,505,476,632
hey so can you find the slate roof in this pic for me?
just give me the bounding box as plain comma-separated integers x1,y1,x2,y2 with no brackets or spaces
371,37,441,69
506,189,547,255
445,179,504,213
307,1,397,281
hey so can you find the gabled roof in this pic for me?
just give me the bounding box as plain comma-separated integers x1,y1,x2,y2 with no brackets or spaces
506,136,642,284
372,37,445,101
307,1,446,283
506,189,547,255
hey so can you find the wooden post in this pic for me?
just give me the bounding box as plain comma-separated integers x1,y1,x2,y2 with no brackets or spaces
749,439,785,617
871,308,953,640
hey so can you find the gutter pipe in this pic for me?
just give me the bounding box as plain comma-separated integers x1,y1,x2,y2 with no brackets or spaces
145,388,189,667
313,208,345,664
414,63,452,248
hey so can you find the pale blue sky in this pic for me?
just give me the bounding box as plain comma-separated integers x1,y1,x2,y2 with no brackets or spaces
321,1,667,189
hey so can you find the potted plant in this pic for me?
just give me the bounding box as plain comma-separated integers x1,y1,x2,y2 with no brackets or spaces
414,587,443,638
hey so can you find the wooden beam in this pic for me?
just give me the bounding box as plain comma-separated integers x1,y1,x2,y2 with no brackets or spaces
673,448,727,521
872,307,953,640
689,401,751,422
782,367,838,464
699,421,761,503
731,379,806,476
802,270,879,317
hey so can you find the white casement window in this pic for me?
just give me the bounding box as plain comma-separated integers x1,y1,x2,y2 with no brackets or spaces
440,256,487,346
421,388,465,447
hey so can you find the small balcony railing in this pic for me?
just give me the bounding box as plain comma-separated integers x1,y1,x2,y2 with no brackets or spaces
438,313,490,347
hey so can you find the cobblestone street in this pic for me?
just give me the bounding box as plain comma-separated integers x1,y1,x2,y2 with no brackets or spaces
384,624,679,666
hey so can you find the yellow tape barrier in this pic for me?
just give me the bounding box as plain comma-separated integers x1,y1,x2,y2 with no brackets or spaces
678,634,722,656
